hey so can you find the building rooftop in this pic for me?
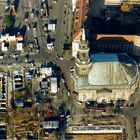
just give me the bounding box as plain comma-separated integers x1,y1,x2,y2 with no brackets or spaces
42,121,59,129
73,0,88,40
89,53,138,86
76,53,138,87
67,125,125,134
105,0,140,5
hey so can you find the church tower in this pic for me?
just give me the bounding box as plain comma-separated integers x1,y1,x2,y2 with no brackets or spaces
76,40,92,76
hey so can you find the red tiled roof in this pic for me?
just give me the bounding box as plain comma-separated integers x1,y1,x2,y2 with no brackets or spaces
73,0,88,40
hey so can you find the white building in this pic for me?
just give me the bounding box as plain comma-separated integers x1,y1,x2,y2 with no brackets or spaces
47,42,54,51
71,0,77,12
72,29,85,57
67,125,125,134
48,23,56,31
72,40,80,58
1,42,8,51
0,34,16,42
72,40,138,102
40,67,52,77
50,77,58,93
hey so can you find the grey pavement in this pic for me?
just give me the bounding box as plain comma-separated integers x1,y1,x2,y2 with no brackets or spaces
120,77,140,140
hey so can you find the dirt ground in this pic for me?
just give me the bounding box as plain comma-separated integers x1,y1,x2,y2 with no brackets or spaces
69,133,123,140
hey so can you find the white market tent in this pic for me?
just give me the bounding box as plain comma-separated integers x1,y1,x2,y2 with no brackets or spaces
50,77,57,93
48,23,56,31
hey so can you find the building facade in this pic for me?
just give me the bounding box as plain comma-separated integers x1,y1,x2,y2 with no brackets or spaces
105,0,140,5
91,34,140,56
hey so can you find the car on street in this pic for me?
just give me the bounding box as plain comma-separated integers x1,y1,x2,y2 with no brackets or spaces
86,101,96,109
26,25,30,30
31,12,34,19
66,109,71,119
61,77,65,83
36,48,40,53
133,117,137,126
67,90,70,96
34,37,39,45
13,54,19,58
25,59,29,63
60,57,63,60
77,101,82,105
70,67,74,71
0,55,3,59
59,106,65,120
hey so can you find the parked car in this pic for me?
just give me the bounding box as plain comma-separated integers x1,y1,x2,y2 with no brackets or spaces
133,117,137,125
70,67,75,72
36,48,40,53
59,106,65,120
13,54,19,58
34,37,39,45
0,55,4,59
67,90,70,96
61,78,65,83
77,101,82,105
26,25,30,30
60,56,63,60
66,109,71,119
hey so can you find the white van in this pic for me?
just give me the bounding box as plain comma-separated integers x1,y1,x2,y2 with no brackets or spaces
0,55,3,59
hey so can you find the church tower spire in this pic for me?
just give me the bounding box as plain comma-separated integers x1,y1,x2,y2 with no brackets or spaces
76,40,92,76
